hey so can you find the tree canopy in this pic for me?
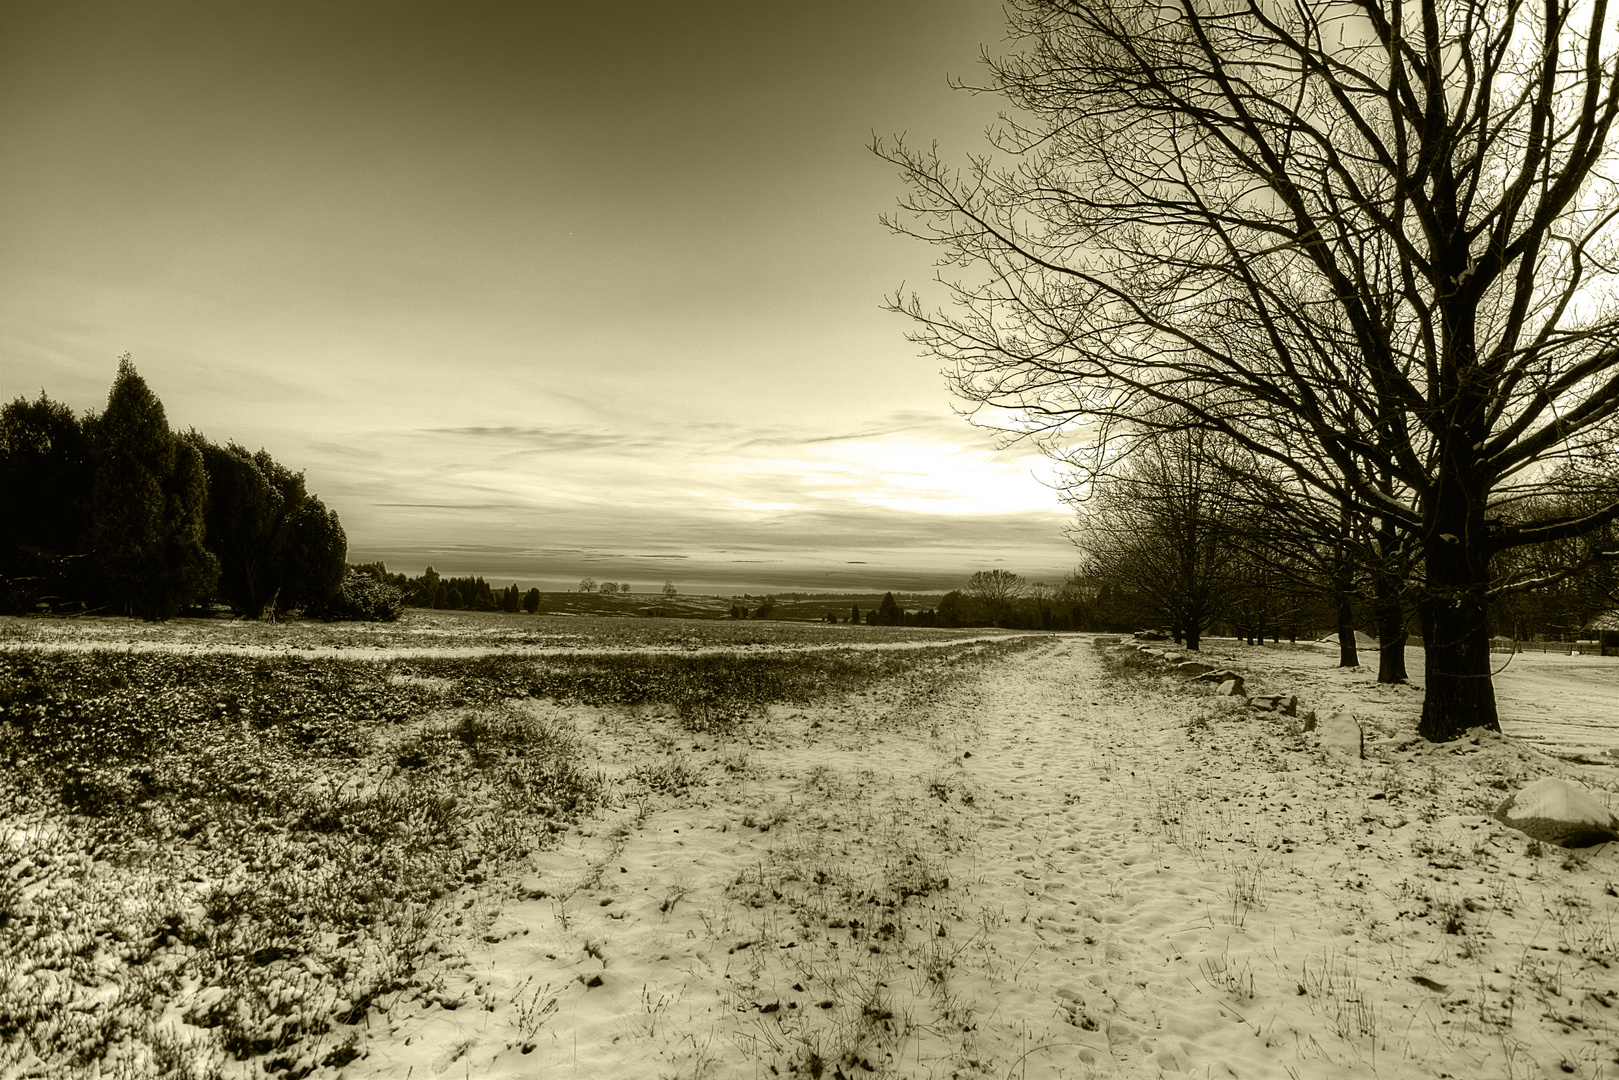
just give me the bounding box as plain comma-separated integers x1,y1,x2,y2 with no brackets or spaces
882,0,1619,740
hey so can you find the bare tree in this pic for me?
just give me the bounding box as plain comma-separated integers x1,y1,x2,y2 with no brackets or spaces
964,568,1026,626
1073,427,1238,650
880,0,1619,740
1493,474,1619,639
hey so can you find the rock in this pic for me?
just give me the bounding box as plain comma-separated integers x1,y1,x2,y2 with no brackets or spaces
1300,710,1318,732
1318,710,1363,759
1494,777,1619,848
1177,661,1215,677
1216,678,1246,698
1248,694,1298,716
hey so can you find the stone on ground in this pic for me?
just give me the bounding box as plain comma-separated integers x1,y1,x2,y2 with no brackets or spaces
1246,694,1298,716
1317,710,1363,759
1494,777,1619,848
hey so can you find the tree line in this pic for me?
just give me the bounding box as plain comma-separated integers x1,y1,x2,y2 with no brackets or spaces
350,566,544,613
880,0,1619,740
0,356,384,620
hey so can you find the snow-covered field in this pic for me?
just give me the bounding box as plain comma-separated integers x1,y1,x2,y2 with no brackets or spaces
4,626,1618,1079
1222,638,1619,762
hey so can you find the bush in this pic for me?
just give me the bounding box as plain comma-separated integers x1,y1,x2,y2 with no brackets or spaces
309,569,405,622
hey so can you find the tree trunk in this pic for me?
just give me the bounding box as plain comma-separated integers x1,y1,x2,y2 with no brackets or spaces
1184,623,1201,651
1335,595,1358,667
1417,521,1499,741
1374,588,1408,684
1373,510,1408,684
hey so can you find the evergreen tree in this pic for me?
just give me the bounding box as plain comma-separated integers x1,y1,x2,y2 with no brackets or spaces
878,592,901,626
278,496,346,613
162,441,218,614
850,604,860,625
91,356,217,619
187,435,289,618
936,591,970,628
0,393,98,610
522,587,540,613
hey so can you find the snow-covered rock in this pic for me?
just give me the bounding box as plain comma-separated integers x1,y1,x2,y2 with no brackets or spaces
1316,710,1363,759
1493,777,1619,848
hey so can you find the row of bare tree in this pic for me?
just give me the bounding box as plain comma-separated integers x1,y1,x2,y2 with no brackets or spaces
880,0,1619,740
1072,420,1618,677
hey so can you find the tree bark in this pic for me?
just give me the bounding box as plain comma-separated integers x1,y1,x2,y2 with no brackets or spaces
1335,595,1358,668
1373,511,1408,684
1417,512,1499,741
1374,589,1408,684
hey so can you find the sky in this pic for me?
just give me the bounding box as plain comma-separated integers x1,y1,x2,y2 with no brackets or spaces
0,1,1080,595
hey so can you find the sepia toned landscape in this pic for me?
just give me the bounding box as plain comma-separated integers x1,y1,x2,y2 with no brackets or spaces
7,0,1619,1077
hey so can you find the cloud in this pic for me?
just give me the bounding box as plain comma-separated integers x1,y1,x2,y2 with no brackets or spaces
418,426,664,455
285,405,1075,591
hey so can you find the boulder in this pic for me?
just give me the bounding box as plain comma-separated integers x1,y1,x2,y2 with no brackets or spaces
1177,661,1216,677
1494,777,1619,848
1216,678,1246,698
1317,710,1363,759
1249,694,1298,716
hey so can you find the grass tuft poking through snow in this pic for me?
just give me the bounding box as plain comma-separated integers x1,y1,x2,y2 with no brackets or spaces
0,630,1040,1078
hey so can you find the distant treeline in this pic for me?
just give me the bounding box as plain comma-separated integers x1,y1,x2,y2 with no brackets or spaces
808,575,1130,631
349,566,541,613
0,356,394,621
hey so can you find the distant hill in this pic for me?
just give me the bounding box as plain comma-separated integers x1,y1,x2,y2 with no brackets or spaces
533,590,943,622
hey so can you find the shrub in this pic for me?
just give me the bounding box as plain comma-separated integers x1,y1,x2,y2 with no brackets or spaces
309,569,405,622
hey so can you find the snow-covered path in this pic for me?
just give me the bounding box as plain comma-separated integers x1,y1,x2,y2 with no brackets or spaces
343,636,1619,1080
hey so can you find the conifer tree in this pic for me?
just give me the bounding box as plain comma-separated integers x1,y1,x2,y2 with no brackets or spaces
187,435,286,618
278,496,346,614
162,441,218,614
0,393,97,609
91,356,217,619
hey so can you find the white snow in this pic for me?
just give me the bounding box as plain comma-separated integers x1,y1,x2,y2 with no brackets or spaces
330,637,1619,1079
